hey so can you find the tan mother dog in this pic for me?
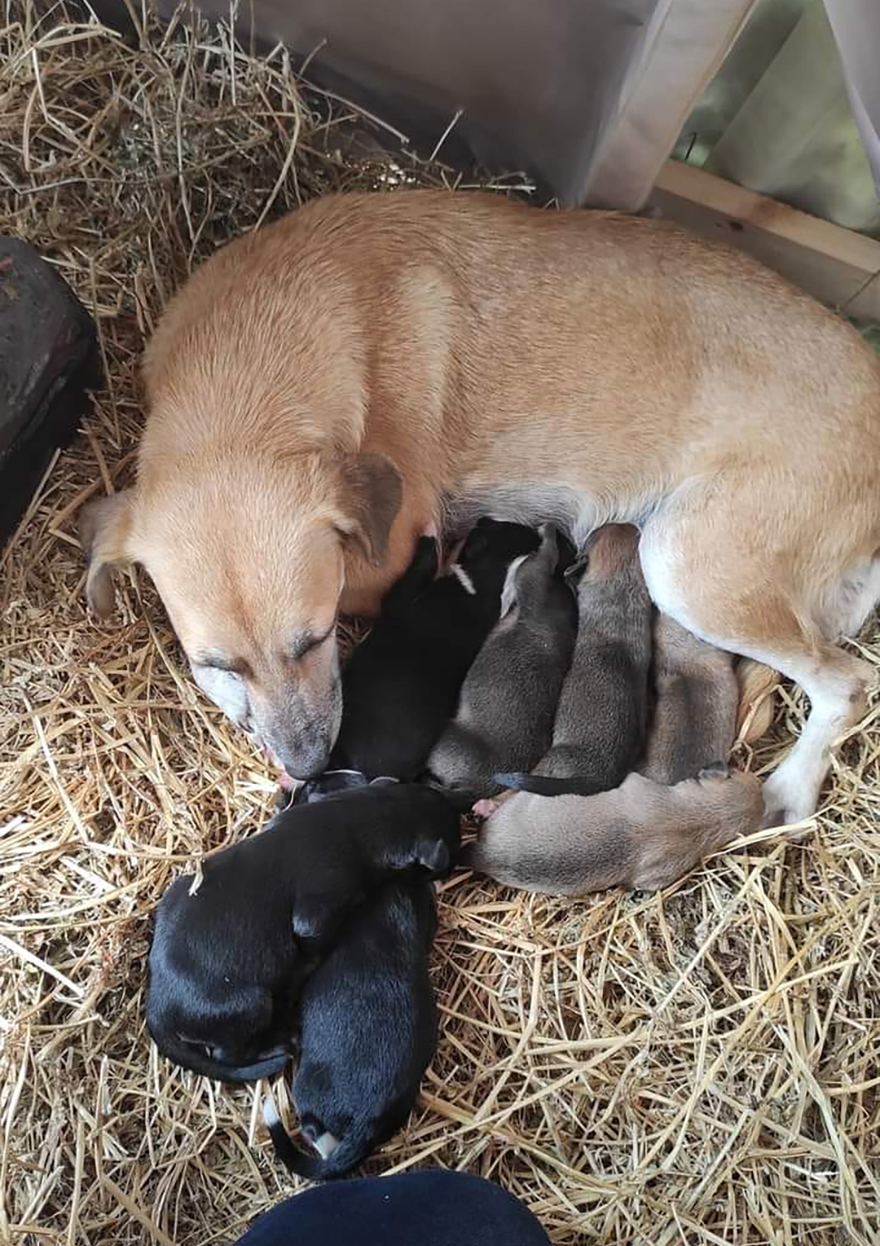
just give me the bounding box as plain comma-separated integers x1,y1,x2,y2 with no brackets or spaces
81,190,880,821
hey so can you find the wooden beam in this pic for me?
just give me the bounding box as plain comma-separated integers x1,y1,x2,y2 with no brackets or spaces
651,159,880,323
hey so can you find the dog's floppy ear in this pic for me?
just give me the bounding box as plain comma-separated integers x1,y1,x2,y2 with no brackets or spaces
79,490,136,616
330,451,403,567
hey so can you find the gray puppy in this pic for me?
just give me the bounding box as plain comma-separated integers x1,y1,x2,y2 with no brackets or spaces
641,613,739,785
497,524,652,797
464,767,764,895
427,525,577,798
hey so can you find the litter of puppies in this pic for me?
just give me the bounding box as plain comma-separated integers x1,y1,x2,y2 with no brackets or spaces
143,519,769,1177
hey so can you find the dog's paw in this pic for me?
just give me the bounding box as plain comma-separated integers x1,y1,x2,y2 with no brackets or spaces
471,798,499,819
760,775,816,839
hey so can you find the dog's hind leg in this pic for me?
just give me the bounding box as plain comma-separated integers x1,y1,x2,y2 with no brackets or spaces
639,483,874,827
756,645,870,825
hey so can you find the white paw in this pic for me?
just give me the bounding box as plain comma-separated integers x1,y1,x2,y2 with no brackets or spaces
761,773,816,837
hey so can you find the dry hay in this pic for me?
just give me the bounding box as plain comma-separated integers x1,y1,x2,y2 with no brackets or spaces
2,3,880,1243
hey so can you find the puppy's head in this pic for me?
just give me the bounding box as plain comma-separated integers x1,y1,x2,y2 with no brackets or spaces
147,871,305,1082
147,982,292,1083
569,523,640,583
499,523,563,615
81,450,401,779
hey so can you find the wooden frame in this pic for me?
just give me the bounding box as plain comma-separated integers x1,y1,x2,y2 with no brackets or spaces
582,0,759,211
652,160,880,323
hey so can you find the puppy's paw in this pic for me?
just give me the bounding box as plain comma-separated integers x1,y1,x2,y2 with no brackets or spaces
471,798,499,819
291,894,342,943
697,761,729,781
273,786,294,816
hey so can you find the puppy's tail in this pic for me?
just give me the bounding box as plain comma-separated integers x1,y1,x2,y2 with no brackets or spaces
493,772,606,798
263,1098,359,1181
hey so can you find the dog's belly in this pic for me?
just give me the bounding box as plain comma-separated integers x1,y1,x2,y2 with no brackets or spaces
442,480,658,548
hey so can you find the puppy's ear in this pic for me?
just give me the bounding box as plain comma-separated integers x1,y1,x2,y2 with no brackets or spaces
416,836,451,875
330,452,403,567
79,490,137,616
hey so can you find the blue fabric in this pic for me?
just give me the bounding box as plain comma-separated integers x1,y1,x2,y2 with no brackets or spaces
234,1171,551,1246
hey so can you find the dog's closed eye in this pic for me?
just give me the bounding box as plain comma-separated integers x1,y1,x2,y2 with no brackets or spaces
287,624,335,662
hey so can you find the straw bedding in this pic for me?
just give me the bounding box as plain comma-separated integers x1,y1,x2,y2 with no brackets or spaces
2,3,879,1243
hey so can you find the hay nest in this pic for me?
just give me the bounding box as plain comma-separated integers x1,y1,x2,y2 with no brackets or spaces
2,3,880,1243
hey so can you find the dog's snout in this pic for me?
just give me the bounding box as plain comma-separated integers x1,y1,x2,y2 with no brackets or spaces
278,741,333,783
263,704,338,781
256,669,342,781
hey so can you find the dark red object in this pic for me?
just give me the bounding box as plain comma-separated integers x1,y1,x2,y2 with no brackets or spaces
0,237,100,546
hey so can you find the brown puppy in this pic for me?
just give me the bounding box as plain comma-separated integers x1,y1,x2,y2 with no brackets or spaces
498,525,652,796
641,613,739,785
80,190,880,818
463,768,763,895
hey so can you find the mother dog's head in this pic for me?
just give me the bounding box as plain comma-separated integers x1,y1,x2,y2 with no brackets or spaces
80,449,402,779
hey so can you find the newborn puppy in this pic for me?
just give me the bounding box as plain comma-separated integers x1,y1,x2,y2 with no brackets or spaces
264,874,437,1180
331,520,539,779
146,784,459,1082
497,524,652,797
641,613,739,784
465,767,763,894
427,525,577,797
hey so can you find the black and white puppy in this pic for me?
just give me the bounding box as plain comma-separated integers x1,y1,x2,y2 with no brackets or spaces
497,524,652,797
427,525,577,797
264,873,438,1180
146,784,460,1082
330,520,540,780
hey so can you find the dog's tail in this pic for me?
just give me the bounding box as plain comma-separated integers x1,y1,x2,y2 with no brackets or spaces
263,1098,361,1180
493,772,606,798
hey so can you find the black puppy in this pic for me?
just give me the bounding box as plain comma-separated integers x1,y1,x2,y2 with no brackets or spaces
263,873,438,1179
146,784,460,1082
330,520,540,780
